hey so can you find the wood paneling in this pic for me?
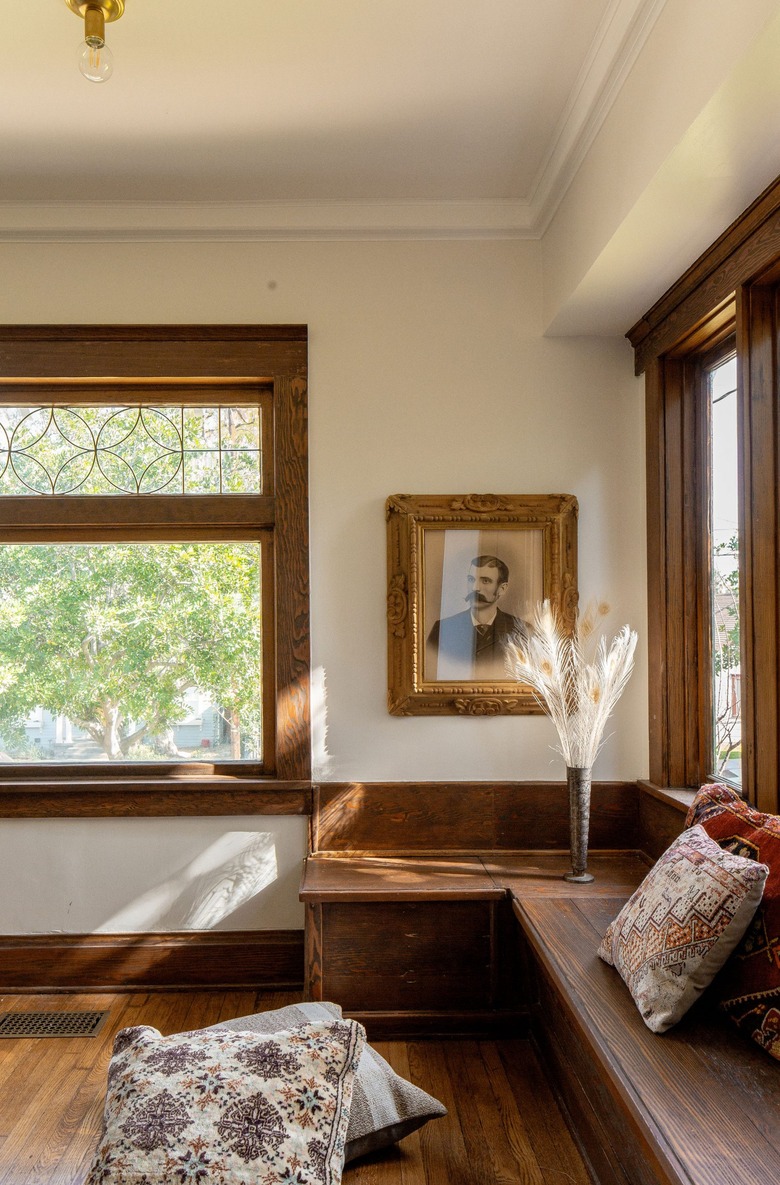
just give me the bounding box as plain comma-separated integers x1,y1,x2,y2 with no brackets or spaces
301,854,527,1032
637,782,688,861
0,930,304,992
312,781,638,852
492,781,639,851
314,783,495,852
532,963,641,1185
312,900,494,1014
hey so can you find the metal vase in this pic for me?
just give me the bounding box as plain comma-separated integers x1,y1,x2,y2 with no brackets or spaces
563,765,595,884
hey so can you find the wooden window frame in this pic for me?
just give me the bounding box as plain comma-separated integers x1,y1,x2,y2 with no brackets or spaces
0,326,311,817
630,175,780,814
644,330,737,795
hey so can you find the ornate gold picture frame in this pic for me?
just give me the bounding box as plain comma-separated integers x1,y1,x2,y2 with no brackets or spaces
386,493,578,715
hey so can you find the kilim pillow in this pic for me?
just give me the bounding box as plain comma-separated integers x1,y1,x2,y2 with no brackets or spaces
85,1019,365,1185
686,782,780,1060
598,824,768,1033
206,1001,447,1163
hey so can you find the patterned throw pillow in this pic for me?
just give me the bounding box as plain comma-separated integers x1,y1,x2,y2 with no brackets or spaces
85,1019,365,1185
686,782,780,1060
598,824,768,1032
207,1002,447,1163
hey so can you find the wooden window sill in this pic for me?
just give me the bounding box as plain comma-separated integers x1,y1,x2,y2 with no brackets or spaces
0,776,312,817
637,780,695,813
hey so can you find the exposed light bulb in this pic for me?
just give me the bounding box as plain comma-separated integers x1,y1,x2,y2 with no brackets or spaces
77,36,114,83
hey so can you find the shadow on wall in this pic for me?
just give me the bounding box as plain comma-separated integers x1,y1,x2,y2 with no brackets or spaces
97,832,280,931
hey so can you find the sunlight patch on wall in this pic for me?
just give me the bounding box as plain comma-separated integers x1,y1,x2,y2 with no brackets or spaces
97,832,279,931
311,665,332,779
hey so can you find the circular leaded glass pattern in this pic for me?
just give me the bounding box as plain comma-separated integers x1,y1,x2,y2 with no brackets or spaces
0,405,261,495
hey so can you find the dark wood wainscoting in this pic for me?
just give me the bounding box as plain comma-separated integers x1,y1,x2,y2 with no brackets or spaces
0,930,304,993
637,781,690,860
312,780,639,852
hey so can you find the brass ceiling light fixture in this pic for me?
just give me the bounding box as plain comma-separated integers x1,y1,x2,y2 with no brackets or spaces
64,0,125,84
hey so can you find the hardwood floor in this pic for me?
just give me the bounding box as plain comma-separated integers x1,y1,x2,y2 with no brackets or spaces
0,991,591,1185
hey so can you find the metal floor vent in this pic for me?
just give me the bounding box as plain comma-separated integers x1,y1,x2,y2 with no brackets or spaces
0,1010,109,1039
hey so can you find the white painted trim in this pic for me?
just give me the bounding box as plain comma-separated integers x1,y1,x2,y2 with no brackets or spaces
0,199,537,243
528,0,668,233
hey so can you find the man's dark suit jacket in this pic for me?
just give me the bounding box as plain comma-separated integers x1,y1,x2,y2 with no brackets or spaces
427,607,527,679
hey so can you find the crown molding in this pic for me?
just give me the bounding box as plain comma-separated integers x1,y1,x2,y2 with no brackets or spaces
0,199,537,243
0,0,666,244
528,0,668,233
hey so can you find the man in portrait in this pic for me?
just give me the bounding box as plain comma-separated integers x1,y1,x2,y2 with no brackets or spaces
427,553,529,680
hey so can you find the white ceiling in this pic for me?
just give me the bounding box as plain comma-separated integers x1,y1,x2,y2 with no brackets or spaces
6,0,779,336
1,0,663,231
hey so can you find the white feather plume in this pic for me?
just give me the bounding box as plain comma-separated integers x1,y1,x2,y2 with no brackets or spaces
506,600,637,769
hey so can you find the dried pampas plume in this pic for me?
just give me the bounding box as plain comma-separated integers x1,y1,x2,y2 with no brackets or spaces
506,600,637,769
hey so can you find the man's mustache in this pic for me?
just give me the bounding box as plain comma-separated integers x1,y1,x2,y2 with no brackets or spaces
465,591,490,604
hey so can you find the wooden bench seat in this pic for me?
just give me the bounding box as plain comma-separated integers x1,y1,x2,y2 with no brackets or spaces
512,881,780,1185
300,854,515,1034
302,850,780,1185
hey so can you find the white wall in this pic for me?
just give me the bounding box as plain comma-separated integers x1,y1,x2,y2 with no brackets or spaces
542,0,780,335
0,236,646,932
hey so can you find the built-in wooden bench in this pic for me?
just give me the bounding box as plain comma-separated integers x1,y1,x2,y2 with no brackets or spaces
504,861,780,1185
300,850,780,1185
300,854,518,1035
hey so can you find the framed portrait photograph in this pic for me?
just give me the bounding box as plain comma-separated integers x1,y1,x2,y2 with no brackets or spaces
386,493,578,715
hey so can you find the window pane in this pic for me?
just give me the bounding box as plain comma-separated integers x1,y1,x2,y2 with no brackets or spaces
709,355,741,786
0,542,262,763
0,406,261,495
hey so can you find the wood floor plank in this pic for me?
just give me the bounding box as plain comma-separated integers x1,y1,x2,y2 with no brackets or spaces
443,1040,544,1185
404,1040,478,1185
2,1067,88,1185
494,1039,593,1185
361,1043,428,1185
39,998,145,1185
0,994,128,1143
345,1144,412,1185
214,990,263,1021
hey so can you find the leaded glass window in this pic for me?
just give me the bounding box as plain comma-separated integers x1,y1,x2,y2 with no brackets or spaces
0,404,261,495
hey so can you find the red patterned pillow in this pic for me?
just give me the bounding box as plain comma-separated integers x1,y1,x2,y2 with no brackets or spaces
687,783,780,1060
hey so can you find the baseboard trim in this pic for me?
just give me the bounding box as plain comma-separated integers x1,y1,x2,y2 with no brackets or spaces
342,1009,529,1041
0,929,304,992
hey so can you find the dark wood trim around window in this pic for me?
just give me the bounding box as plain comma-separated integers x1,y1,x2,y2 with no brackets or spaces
0,325,310,815
628,174,780,375
630,176,780,813
737,281,780,812
644,336,735,793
